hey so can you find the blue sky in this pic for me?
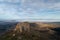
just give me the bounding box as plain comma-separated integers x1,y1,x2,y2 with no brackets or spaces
0,0,60,22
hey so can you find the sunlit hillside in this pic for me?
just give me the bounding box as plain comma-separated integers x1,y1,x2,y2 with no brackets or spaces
0,22,60,40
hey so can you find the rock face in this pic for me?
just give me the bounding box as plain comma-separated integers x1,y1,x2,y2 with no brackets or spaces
14,22,55,33
14,22,30,33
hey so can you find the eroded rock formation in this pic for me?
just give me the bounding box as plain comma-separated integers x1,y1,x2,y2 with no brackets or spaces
14,22,30,33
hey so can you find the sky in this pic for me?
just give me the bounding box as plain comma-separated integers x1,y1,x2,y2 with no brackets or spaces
0,0,60,22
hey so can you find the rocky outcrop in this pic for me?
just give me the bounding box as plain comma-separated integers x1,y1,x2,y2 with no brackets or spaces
14,22,56,33
14,22,30,33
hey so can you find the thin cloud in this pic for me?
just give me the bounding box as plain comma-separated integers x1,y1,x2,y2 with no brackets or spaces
0,0,60,21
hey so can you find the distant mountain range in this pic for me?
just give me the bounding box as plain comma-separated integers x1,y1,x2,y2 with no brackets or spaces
0,21,18,35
